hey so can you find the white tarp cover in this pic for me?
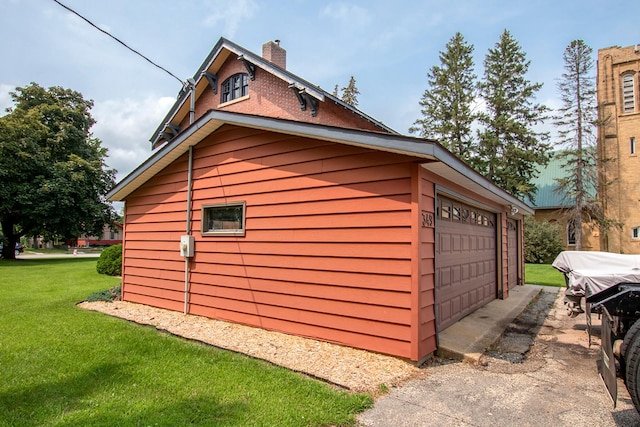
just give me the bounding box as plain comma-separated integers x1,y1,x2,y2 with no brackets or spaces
552,251,640,296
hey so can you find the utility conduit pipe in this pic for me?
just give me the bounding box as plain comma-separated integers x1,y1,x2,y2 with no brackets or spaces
184,80,196,315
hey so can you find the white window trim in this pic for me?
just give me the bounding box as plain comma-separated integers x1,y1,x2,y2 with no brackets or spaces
632,226,640,241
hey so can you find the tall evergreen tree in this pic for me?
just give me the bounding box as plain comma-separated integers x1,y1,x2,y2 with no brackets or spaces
475,29,551,200
553,40,611,250
341,76,360,107
409,32,477,163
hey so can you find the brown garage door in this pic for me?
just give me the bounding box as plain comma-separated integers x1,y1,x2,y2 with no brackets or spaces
436,196,497,331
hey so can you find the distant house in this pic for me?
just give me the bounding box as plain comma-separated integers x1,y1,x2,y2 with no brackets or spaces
77,223,123,247
529,152,600,251
107,38,531,363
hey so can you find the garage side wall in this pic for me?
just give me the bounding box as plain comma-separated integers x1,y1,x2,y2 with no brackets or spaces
122,125,418,359
417,168,437,360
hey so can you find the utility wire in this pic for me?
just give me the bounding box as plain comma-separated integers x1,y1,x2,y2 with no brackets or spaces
51,0,185,86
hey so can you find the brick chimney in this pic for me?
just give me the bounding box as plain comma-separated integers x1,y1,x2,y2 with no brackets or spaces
262,40,286,69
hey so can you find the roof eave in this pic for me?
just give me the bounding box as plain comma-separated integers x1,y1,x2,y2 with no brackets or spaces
109,111,533,216
423,145,535,215
111,111,433,201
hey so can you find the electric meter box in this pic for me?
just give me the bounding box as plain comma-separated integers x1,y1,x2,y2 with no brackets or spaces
180,235,194,257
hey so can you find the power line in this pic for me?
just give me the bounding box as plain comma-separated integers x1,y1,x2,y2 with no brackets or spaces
51,0,185,86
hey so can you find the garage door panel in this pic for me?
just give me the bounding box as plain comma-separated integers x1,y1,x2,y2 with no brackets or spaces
439,266,452,287
440,233,451,252
462,264,469,280
436,196,497,331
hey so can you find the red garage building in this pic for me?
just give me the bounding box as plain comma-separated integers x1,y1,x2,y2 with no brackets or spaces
107,38,530,363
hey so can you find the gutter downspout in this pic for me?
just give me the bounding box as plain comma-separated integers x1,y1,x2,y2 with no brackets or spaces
184,79,196,315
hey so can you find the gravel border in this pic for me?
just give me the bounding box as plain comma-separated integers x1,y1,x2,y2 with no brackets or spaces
78,300,423,394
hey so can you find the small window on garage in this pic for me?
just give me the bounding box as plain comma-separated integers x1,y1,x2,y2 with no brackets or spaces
452,206,461,222
202,202,246,236
470,211,477,224
461,208,470,223
633,226,640,240
440,202,451,220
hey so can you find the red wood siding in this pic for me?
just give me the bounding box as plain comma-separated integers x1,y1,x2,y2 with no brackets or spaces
418,168,437,360
122,125,417,358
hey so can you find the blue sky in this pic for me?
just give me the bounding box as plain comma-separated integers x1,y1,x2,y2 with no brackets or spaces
1,0,638,180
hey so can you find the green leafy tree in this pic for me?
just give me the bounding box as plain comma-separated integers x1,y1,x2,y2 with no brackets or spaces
524,216,563,264
475,30,551,200
0,83,116,260
553,40,611,250
340,76,360,107
409,32,477,163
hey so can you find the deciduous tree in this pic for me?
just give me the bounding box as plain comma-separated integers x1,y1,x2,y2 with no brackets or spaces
0,83,116,259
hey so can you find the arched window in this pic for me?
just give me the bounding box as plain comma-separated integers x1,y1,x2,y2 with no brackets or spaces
221,73,249,103
567,220,576,246
623,73,635,113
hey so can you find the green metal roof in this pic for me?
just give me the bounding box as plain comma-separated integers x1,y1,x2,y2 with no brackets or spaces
529,153,572,209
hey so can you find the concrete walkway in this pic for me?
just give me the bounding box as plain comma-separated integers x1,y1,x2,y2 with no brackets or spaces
437,284,544,363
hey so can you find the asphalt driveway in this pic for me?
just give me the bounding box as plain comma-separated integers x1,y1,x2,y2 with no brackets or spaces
358,288,640,426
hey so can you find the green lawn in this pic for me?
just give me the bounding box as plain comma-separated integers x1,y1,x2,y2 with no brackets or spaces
0,258,372,426
525,263,566,287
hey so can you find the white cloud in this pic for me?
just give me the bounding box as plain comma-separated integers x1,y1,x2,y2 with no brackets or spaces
320,3,371,28
92,95,175,179
202,0,259,37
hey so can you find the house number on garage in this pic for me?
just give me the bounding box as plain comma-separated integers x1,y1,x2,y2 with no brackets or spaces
421,211,434,228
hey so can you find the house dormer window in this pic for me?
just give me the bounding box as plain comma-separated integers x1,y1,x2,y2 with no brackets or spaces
221,73,249,103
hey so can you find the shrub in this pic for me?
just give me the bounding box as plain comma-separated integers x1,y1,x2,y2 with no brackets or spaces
524,216,564,264
87,285,121,302
96,243,122,276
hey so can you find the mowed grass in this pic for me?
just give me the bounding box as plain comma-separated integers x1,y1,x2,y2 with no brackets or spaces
0,258,372,426
525,263,566,287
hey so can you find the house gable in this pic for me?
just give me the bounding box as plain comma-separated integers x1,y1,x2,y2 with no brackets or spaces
152,38,395,149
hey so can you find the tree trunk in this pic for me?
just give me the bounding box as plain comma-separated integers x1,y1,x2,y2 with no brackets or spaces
1,219,19,260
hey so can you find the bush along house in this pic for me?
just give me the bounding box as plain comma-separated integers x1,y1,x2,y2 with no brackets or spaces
107,38,531,363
